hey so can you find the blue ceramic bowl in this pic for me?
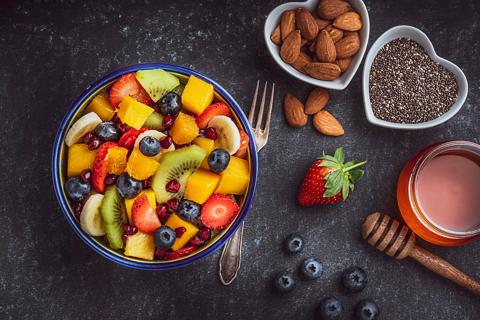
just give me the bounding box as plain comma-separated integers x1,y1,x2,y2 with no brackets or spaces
52,64,258,270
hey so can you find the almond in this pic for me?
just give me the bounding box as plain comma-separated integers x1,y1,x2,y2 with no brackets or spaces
295,8,319,40
315,30,336,63
335,57,352,72
324,25,344,43
291,52,312,73
315,18,330,31
271,24,282,45
280,30,301,64
301,38,309,47
317,0,351,20
335,34,361,58
304,62,341,80
305,88,329,115
313,111,344,136
284,93,308,128
343,30,359,38
333,12,362,31
280,10,296,40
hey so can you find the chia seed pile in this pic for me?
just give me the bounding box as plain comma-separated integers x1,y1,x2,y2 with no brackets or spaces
369,38,458,124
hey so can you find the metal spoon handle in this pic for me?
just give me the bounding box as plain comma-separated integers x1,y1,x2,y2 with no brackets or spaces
218,222,244,285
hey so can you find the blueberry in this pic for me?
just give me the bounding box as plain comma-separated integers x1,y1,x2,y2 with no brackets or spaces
301,258,323,279
177,199,201,221
153,226,176,249
115,173,143,199
139,136,161,156
65,177,91,202
207,148,230,173
355,299,379,320
273,272,295,293
317,297,343,320
158,92,181,115
342,266,368,293
94,121,120,141
284,233,304,254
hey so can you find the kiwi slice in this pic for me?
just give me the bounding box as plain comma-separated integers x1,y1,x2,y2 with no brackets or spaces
152,145,206,203
143,112,164,130
100,186,127,249
135,69,180,102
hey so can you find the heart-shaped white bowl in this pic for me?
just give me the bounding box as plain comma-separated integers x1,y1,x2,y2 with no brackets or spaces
264,0,370,90
362,25,468,129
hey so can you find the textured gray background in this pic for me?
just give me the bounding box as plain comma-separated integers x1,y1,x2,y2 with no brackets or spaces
1,0,479,319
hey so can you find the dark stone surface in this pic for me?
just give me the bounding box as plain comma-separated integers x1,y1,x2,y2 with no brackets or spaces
1,0,479,319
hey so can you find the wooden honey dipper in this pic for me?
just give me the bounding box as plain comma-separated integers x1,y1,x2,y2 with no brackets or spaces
362,212,480,295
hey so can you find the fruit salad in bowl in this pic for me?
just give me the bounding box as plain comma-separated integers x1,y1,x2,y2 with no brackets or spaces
52,64,258,270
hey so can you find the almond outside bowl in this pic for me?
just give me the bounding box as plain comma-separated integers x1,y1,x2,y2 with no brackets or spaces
264,0,370,90
362,25,468,130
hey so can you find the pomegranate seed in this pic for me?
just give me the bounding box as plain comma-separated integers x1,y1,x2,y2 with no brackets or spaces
105,174,118,186
72,202,83,218
122,234,129,244
156,204,169,219
116,122,127,133
204,127,217,140
167,198,179,211
175,227,186,238
83,132,95,144
188,236,204,247
163,115,174,130
88,138,101,150
143,177,152,188
80,169,92,183
165,180,180,193
124,135,136,150
123,224,138,236
198,227,211,241
154,248,169,259
159,136,173,149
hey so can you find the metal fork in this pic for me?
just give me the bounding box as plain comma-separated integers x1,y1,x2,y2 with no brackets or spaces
218,80,275,285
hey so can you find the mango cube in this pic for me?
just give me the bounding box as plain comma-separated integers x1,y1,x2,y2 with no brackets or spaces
215,156,250,195
193,137,215,170
184,169,220,204
106,146,128,175
181,75,214,115
125,189,156,224
124,231,155,261
165,213,199,251
170,112,199,145
117,96,154,130
67,144,97,176
126,149,160,180
86,93,115,121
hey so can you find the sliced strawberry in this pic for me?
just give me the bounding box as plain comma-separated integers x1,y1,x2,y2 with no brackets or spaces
131,194,161,233
91,142,118,193
200,194,240,230
117,127,146,148
234,130,250,159
164,245,197,260
108,73,152,108
195,102,232,129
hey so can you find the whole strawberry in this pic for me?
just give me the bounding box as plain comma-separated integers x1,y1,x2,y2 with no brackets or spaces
297,147,366,206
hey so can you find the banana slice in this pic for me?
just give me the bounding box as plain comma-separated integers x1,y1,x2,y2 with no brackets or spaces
80,194,106,236
65,112,102,146
208,115,241,155
134,129,175,161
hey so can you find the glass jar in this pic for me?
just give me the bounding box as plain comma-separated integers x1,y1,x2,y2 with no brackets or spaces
397,141,480,246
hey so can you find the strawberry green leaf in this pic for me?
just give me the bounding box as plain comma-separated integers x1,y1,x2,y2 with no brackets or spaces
318,160,342,170
342,179,350,200
344,160,355,168
320,155,340,163
350,170,364,184
334,147,345,163
325,170,341,189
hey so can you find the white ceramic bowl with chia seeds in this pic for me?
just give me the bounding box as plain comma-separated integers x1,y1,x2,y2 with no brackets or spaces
264,0,370,90
362,25,468,129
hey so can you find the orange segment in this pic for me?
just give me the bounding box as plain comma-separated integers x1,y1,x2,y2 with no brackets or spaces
105,146,128,175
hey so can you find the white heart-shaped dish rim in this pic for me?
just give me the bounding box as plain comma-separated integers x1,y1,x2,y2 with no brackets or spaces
362,25,469,130
264,0,370,90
